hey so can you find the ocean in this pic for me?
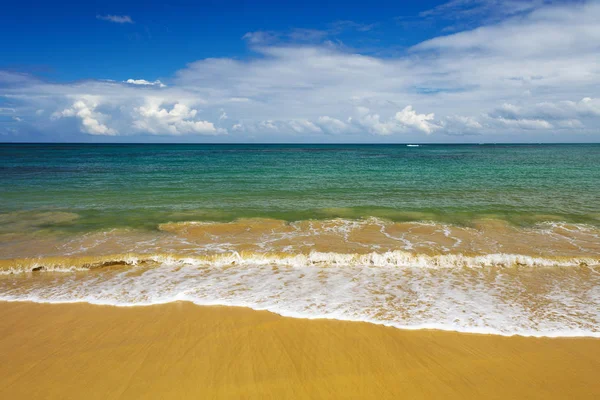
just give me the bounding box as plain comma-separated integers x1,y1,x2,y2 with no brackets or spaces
1,143,599,337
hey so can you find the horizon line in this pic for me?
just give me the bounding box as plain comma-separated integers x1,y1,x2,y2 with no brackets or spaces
1,142,600,145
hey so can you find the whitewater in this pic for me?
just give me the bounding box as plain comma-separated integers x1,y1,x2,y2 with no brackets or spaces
1,250,599,338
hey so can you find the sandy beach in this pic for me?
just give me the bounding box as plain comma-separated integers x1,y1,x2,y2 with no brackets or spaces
4,0,600,397
1,302,599,399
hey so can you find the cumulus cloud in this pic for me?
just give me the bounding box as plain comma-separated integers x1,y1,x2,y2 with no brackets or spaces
52,98,117,135
535,98,600,119
394,106,437,134
349,106,438,135
439,115,484,136
97,15,134,24
316,116,350,134
132,100,225,136
126,79,166,88
288,119,322,134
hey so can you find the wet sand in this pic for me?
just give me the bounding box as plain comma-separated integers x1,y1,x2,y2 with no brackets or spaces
1,302,599,399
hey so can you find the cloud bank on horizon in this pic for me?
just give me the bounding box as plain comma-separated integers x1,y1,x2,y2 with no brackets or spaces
1,0,600,142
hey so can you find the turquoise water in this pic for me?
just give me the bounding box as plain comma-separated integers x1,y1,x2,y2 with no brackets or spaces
1,143,599,231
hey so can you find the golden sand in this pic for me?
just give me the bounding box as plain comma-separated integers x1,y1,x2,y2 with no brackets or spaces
1,302,599,399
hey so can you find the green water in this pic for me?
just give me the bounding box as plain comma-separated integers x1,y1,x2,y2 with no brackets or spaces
1,143,599,232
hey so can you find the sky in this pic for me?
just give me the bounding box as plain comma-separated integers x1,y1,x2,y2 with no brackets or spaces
1,0,599,143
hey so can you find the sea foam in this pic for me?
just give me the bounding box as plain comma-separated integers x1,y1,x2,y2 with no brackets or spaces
1,251,599,338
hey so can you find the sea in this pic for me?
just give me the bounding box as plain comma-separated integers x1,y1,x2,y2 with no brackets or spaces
1,143,599,337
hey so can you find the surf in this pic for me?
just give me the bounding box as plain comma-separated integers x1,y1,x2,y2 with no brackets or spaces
1,250,599,338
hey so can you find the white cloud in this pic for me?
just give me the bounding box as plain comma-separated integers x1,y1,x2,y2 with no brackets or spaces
394,106,437,134
132,99,225,136
287,119,322,134
446,115,483,129
349,109,393,135
97,15,134,24
439,115,484,136
492,103,522,120
553,97,600,118
316,116,350,134
242,20,375,45
230,119,324,136
259,120,277,130
3,1,600,141
487,97,600,129
53,98,117,136
415,3,600,59
349,106,438,135
488,116,553,130
126,79,166,88
242,31,280,44
557,119,584,129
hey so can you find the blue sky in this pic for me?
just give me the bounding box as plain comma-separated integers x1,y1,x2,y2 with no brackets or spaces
1,0,599,142
1,0,442,81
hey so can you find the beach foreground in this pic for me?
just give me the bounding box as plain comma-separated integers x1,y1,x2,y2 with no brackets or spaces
1,302,599,399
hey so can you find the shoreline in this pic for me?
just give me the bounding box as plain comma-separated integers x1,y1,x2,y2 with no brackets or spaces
1,301,599,399
2,299,599,339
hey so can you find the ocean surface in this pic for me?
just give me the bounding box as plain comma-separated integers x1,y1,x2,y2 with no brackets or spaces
1,143,600,337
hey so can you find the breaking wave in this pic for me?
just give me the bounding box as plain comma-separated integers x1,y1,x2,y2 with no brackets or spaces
1,250,598,275
1,250,599,338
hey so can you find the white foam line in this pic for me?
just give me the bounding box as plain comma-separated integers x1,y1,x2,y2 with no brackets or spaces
2,251,598,275
0,296,598,339
2,252,599,338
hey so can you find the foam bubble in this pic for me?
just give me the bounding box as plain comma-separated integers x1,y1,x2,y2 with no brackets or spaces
1,251,597,275
1,252,599,338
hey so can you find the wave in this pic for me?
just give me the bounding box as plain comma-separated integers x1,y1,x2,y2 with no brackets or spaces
1,251,600,338
1,250,598,275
